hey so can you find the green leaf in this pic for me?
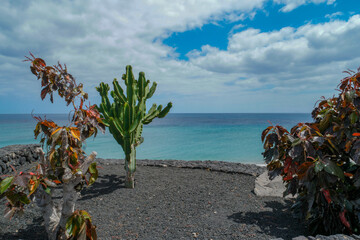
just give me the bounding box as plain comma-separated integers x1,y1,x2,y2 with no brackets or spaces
88,162,98,185
350,112,358,124
74,215,84,236
66,215,75,236
324,161,344,181
345,200,353,212
291,138,302,146
0,176,14,194
314,161,325,173
18,193,31,204
44,187,51,195
79,210,91,221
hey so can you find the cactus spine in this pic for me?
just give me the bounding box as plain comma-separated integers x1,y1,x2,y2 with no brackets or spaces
96,65,172,188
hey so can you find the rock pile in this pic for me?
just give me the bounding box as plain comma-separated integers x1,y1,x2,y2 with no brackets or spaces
0,144,41,174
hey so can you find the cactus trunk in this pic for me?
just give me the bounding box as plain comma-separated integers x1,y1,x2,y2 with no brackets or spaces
124,146,136,188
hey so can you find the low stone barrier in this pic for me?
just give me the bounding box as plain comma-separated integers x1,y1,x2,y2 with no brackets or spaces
96,158,267,176
0,144,41,174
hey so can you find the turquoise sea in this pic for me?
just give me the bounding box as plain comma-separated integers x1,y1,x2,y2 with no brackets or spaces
0,113,312,164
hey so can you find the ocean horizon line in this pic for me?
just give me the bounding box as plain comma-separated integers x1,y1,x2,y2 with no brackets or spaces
0,113,313,163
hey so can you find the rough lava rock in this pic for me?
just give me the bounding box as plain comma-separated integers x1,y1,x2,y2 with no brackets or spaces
0,144,41,174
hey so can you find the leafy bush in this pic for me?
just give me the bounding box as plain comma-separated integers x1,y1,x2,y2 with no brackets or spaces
0,53,104,240
262,67,360,235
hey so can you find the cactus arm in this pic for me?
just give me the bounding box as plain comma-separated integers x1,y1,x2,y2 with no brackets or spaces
114,100,124,120
108,117,124,145
135,124,143,145
158,102,172,118
138,72,146,99
112,79,127,104
112,118,124,134
144,80,150,98
125,66,136,111
96,82,111,110
143,111,160,124
123,102,131,135
129,112,142,133
147,82,157,99
147,104,157,115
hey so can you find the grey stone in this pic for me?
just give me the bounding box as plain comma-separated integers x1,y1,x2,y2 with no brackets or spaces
254,170,289,198
0,144,41,174
0,160,6,172
19,156,26,165
293,236,310,240
2,156,9,163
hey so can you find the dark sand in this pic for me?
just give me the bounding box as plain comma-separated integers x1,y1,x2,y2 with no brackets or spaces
0,160,306,240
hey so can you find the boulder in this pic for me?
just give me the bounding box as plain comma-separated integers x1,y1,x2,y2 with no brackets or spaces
254,170,288,197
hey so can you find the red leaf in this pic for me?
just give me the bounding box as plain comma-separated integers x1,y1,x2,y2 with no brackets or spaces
321,189,332,204
33,58,46,67
353,133,360,136
297,162,313,179
261,126,273,142
344,172,353,178
41,86,50,100
345,140,353,152
284,157,292,174
339,210,351,230
41,120,57,129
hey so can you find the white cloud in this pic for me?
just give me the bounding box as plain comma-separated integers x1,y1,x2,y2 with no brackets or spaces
273,0,336,12
188,15,360,101
325,11,343,19
0,0,357,113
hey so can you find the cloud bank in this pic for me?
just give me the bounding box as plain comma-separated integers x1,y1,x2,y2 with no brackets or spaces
1,0,359,113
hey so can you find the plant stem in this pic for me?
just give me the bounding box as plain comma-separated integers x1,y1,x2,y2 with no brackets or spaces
124,146,136,189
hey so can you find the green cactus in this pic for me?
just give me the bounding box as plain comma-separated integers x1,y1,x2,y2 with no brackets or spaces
96,65,172,188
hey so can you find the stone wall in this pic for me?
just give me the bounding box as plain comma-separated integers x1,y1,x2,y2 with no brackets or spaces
0,144,41,174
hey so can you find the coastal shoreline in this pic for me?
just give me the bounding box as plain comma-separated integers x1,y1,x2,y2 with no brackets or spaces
0,144,267,176
96,158,266,177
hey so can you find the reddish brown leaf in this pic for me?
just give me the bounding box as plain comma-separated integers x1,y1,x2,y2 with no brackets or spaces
339,210,351,230
321,189,332,204
262,126,273,142
41,120,57,129
345,140,353,152
344,172,353,178
33,58,46,67
40,86,50,100
297,162,313,179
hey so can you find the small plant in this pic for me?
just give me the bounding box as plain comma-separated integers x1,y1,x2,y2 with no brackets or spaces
96,65,172,188
0,53,105,239
262,67,360,235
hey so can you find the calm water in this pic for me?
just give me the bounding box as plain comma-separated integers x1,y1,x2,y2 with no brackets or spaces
0,113,312,164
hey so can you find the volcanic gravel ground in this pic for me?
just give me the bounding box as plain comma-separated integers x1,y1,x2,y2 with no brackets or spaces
0,161,306,240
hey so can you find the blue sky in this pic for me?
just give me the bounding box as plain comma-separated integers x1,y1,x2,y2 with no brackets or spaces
1,0,360,113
